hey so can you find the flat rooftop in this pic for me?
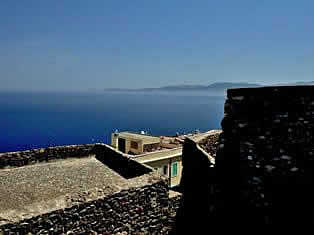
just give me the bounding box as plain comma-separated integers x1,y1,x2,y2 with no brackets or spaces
118,132,161,144
134,147,182,164
0,156,158,225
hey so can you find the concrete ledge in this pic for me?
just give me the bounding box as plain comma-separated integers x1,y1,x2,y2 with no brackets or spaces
134,147,182,164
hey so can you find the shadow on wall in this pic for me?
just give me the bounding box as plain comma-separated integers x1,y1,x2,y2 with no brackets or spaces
171,86,314,234
94,144,152,179
169,135,219,235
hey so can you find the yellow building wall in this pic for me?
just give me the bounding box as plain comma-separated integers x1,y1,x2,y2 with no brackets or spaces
111,134,118,148
127,139,143,155
144,158,170,176
143,156,182,188
112,136,143,154
169,156,182,187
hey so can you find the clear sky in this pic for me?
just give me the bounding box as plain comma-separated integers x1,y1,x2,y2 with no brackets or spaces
1,0,314,91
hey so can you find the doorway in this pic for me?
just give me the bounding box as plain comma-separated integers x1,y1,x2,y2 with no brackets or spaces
118,138,126,153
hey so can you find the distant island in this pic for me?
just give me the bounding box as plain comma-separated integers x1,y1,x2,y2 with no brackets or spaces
104,81,314,92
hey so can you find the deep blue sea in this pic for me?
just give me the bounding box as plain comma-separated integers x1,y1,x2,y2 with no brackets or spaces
0,91,225,153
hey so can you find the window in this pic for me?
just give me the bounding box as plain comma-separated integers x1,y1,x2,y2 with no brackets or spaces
171,162,178,177
163,165,168,175
130,141,138,149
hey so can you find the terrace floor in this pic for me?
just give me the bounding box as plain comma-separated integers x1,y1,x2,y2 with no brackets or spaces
0,157,136,224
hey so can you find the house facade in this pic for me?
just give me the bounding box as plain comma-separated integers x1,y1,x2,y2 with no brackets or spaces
133,147,183,188
111,131,183,188
111,130,216,188
111,132,161,155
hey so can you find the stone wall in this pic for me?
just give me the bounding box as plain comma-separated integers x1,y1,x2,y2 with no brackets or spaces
174,133,219,234
0,145,95,169
94,144,153,179
0,181,181,235
178,86,314,233
0,143,183,234
219,86,314,231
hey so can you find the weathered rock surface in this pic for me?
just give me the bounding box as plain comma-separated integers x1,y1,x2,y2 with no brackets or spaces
178,86,314,233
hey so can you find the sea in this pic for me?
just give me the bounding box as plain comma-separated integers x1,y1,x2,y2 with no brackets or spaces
0,90,226,153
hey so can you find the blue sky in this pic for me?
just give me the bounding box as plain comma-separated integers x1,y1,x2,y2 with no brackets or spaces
1,0,314,91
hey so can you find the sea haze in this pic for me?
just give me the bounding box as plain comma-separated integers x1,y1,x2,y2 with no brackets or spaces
0,91,225,153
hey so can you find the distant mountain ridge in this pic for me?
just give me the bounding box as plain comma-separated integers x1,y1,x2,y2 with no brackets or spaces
104,82,261,92
104,81,314,92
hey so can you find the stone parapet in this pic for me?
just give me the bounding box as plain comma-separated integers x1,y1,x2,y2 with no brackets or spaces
0,144,95,169
0,143,182,234
0,181,176,234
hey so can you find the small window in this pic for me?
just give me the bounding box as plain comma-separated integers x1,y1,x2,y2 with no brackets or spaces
130,141,138,149
171,162,178,177
163,165,168,175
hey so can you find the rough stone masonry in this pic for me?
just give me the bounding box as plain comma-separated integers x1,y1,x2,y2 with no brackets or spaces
0,145,95,169
0,144,182,234
177,86,314,233
219,86,314,231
